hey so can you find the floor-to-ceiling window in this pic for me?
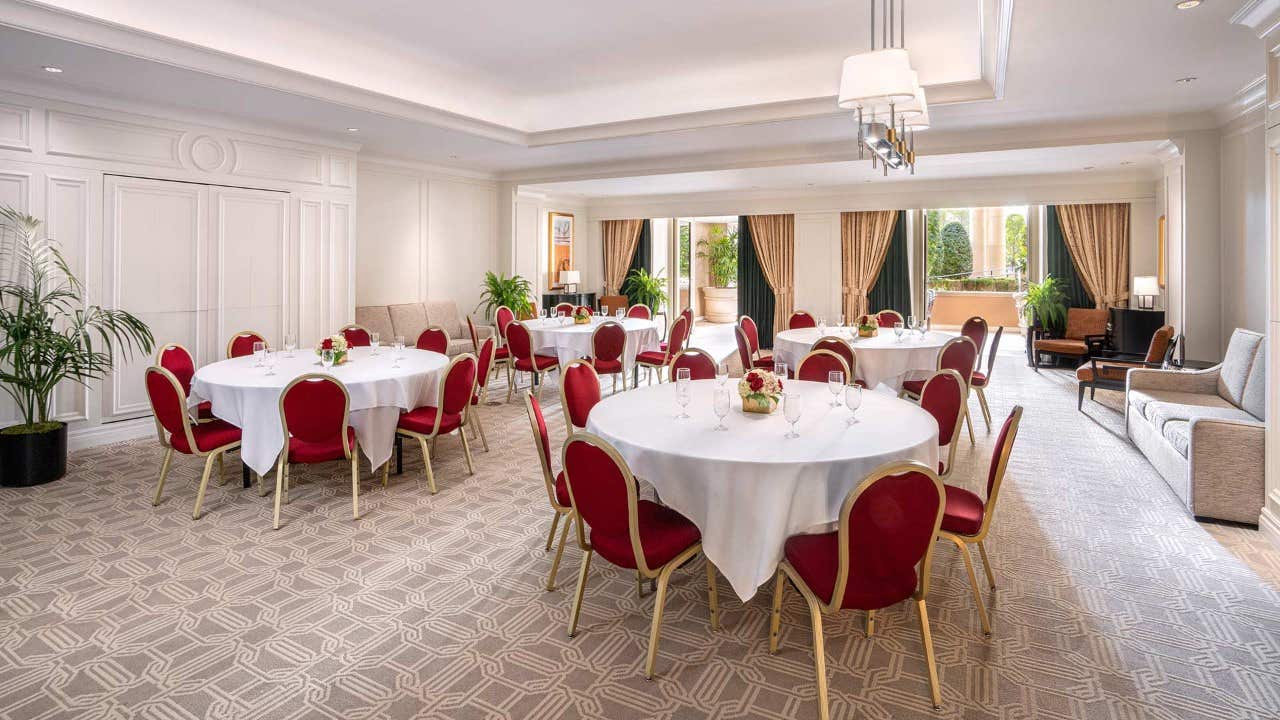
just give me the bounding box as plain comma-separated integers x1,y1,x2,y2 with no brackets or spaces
924,206,1028,330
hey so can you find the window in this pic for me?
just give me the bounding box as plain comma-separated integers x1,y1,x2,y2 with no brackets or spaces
925,206,1028,292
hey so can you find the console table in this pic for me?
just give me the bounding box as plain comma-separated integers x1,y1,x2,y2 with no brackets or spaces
542,291,597,315
1110,307,1166,356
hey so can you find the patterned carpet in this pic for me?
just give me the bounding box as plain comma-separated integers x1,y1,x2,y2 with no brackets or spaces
2,354,1279,720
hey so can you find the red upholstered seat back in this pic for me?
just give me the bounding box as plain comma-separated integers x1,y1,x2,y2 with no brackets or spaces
228,332,265,358
960,317,988,364
734,326,754,370
788,311,817,329
466,316,480,351
740,315,760,354
282,376,348,443
681,307,692,327
626,304,651,319
563,438,632,537
987,406,1022,497
920,371,964,446
441,356,477,415
797,350,849,383
158,345,196,394
592,322,626,362
555,302,575,317
527,393,553,472
811,338,856,378
475,338,495,386
342,326,371,347
562,363,601,428
842,470,942,599
416,327,449,353
875,310,902,328
145,367,190,439
983,326,1004,382
505,322,533,362
670,351,715,380
495,306,516,340
939,338,977,385
667,315,690,356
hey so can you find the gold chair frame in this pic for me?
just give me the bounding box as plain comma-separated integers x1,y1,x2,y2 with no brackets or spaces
225,329,268,359
637,314,688,385
809,336,858,384
468,337,495,453
589,320,629,392
795,349,851,384
415,324,450,352
492,305,516,399
525,391,575,591
558,359,600,431
397,352,479,494
146,366,243,520
900,335,979,445
972,326,1003,430
665,348,718,382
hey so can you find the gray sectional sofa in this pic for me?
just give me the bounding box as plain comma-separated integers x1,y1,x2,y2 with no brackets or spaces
354,300,494,357
1125,328,1265,524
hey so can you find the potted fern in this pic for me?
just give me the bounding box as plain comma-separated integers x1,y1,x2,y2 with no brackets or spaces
696,226,738,323
477,271,535,321
622,268,668,314
0,206,153,487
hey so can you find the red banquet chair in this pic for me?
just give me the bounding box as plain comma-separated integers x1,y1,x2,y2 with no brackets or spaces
562,433,720,679
636,314,688,385
554,302,575,317
738,314,774,367
273,374,365,530
769,461,947,715
668,349,717,381
900,336,978,444
145,367,243,520
735,325,776,373
589,321,627,392
795,349,851,383
575,305,593,316
916,369,967,479
505,322,559,402
661,307,693,351
938,405,1024,637
874,309,904,328
416,325,449,353
493,305,516,392
960,316,988,366
809,336,864,387
468,337,497,452
525,392,575,590
788,310,817,330
156,343,213,420
559,360,602,430
626,304,652,320
969,326,1003,429
340,324,372,347
396,353,478,494
226,330,267,359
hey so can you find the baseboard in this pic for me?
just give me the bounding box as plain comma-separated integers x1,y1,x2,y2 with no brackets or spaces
68,417,154,452
1261,507,1280,550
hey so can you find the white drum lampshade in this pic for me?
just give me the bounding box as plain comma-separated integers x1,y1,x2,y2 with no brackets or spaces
559,270,580,291
895,72,928,117
837,49,916,108
1133,275,1159,309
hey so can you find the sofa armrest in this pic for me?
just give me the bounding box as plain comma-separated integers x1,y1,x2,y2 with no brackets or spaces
1188,416,1265,524
1127,365,1220,395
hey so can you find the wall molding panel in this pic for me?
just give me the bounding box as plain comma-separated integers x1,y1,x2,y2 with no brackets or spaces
0,102,31,152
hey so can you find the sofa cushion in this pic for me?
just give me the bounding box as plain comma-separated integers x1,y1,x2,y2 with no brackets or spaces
446,338,471,357
1162,420,1190,457
1145,399,1256,430
388,303,430,342
425,300,463,339
1240,339,1265,421
1217,329,1263,409
354,306,394,342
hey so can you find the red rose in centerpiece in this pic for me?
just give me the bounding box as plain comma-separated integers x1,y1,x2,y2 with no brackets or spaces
748,374,764,392
321,338,333,350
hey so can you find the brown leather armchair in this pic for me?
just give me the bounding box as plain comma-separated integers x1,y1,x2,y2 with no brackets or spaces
1075,326,1177,410
1031,307,1109,369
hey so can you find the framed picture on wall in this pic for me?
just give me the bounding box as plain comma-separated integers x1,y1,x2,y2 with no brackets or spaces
548,212,574,285
1157,214,1166,288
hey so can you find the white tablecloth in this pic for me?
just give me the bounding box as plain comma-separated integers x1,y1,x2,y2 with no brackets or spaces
585,379,939,600
190,347,447,475
773,328,952,390
524,317,660,374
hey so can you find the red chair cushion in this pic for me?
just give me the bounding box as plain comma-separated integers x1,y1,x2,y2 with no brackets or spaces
752,356,776,370
854,379,868,389
590,500,701,570
195,401,215,419
397,405,463,435
970,371,987,387
494,346,511,360
592,358,623,374
169,419,242,454
554,470,571,507
635,350,669,366
941,485,985,536
288,426,356,464
901,378,925,396
784,531,919,610
514,354,559,372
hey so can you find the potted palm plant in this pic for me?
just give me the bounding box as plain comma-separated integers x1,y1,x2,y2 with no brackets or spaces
622,267,668,315
696,226,738,323
0,206,153,487
477,271,535,321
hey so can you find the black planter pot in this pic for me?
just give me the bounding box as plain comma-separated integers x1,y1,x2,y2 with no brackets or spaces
0,422,68,487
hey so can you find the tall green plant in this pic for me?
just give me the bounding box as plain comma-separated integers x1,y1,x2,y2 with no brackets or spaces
0,206,153,431
476,271,534,321
696,226,738,287
1024,275,1068,331
622,268,668,313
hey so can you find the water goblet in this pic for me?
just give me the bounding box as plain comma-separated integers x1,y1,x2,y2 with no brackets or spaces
616,308,624,319
773,361,788,379
284,333,297,358
844,385,863,425
253,341,266,366
893,321,905,342
828,370,844,406
783,391,804,438
907,315,916,332
370,331,381,355
676,367,691,385
263,350,277,376
393,336,405,368
817,317,827,335
320,348,335,371
836,314,845,328
712,387,730,430
676,382,692,420
715,363,729,387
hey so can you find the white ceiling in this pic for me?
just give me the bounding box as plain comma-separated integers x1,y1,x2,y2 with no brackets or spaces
0,0,1264,183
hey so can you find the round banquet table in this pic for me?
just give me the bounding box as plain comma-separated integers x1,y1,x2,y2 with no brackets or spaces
190,346,448,476
524,316,660,374
585,379,939,600
773,328,952,391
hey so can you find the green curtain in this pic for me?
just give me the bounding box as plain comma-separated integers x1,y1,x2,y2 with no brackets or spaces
1045,205,1093,310
624,220,652,306
867,211,910,319
737,215,776,348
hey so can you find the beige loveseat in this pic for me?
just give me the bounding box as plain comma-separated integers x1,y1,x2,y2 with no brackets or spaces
1125,328,1265,524
354,300,494,357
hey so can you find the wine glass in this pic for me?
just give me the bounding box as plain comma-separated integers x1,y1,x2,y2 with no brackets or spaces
252,341,266,366
393,335,405,368
615,307,624,319
370,331,381,355
676,367,691,385
284,333,297,358
828,370,844,406
844,385,863,425
836,314,844,329
712,387,730,430
675,382,692,420
715,363,729,387
783,391,803,439
773,361,788,379
263,350,277,376
817,316,827,335
893,322,905,342
320,348,335,371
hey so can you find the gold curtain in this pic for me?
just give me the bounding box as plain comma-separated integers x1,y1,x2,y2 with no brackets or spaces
839,210,898,321
1056,203,1131,308
600,219,645,295
746,214,796,339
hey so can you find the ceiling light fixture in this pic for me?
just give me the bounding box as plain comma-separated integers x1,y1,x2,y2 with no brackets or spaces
42,65,62,73
1083,166,1096,171
839,0,923,177
346,127,359,132
1175,0,1202,9
1175,76,1197,85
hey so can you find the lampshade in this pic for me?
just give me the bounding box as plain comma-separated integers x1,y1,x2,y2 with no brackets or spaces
895,72,928,117
837,49,916,108
1133,276,1159,296
904,107,930,131
559,270,581,285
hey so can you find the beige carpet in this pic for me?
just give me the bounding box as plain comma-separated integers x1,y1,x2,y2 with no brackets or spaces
2,355,1278,720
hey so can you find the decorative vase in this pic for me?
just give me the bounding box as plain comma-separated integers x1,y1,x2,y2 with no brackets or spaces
858,326,877,338
0,421,68,487
574,315,591,325
701,286,738,323
741,395,777,414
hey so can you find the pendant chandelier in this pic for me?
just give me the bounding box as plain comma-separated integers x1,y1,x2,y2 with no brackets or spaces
838,0,928,175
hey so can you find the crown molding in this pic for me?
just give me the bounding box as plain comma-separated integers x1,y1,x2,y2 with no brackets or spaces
1231,0,1280,37
1214,74,1267,128
358,154,497,184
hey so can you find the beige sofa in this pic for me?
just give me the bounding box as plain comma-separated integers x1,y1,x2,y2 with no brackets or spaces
1125,328,1265,524
354,300,494,357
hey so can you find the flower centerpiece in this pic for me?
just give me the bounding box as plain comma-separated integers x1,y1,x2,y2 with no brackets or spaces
857,320,878,338
316,334,350,365
738,368,783,414
573,306,592,325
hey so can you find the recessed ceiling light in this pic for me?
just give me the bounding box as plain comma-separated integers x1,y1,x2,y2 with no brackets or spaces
1083,166,1096,171
345,127,359,132
42,65,62,73
1175,0,1202,9
449,154,459,160
1120,161,1133,166
1176,76,1197,85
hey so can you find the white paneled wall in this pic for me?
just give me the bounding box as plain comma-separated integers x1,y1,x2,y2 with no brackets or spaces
793,213,841,321
0,89,356,445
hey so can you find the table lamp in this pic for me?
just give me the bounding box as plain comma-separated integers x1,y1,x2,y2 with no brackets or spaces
559,270,580,293
1132,275,1158,310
